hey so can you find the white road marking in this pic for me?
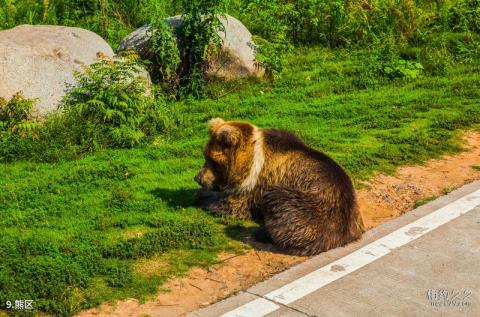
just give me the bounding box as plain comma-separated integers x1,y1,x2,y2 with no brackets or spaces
221,189,480,317
221,299,280,317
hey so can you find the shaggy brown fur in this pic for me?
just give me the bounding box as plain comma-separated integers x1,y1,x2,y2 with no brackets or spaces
194,118,365,256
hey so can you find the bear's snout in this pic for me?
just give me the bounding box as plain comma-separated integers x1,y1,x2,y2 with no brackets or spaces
194,167,215,188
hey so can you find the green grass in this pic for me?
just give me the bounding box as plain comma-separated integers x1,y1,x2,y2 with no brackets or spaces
1,47,480,315
413,196,438,209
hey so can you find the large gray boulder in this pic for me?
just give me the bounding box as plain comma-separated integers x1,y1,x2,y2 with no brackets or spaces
118,15,263,79
0,25,114,116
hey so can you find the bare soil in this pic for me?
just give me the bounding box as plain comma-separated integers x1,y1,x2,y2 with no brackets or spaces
77,131,480,317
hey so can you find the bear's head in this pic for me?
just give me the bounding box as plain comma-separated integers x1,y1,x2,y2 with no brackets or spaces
194,118,263,191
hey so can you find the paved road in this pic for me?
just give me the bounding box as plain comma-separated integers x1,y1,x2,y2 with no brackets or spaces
190,181,480,317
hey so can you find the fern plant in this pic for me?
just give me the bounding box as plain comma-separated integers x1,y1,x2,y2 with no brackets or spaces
0,92,38,136
61,52,155,150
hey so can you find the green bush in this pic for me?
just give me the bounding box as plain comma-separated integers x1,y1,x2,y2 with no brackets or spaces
371,37,424,80
237,0,291,42
0,54,174,162
0,0,181,47
148,19,181,95
0,92,38,135
2,0,479,53
238,0,416,47
419,44,452,75
138,0,229,98
0,93,43,162
441,0,480,34
178,0,227,97
252,35,293,80
234,0,479,54
61,53,158,150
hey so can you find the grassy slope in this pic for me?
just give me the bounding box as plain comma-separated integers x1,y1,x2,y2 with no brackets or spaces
1,48,479,315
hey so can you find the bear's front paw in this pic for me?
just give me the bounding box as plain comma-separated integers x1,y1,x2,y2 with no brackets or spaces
209,194,252,219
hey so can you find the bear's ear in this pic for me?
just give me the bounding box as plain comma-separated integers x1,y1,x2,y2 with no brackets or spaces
216,125,241,147
208,117,225,134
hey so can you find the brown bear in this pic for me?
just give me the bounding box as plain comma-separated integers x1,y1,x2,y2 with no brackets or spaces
194,118,365,256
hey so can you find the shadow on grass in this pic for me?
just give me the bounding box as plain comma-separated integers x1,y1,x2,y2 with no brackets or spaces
150,186,283,253
223,221,286,254
149,187,198,208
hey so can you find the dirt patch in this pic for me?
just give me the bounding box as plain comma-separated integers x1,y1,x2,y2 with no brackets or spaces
358,131,480,229
76,131,480,317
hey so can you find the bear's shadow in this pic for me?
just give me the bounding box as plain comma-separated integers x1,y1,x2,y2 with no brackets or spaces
149,187,197,209
223,223,285,253
150,187,286,254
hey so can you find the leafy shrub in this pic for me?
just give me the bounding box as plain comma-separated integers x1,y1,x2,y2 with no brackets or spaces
61,53,158,150
419,44,452,75
0,54,175,162
0,93,43,162
0,92,38,135
251,35,293,80
234,0,479,56
238,0,291,42
371,37,424,80
238,0,418,47
178,0,227,97
148,19,181,95
0,0,181,47
139,0,229,98
443,32,480,62
441,0,480,34
381,59,424,80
